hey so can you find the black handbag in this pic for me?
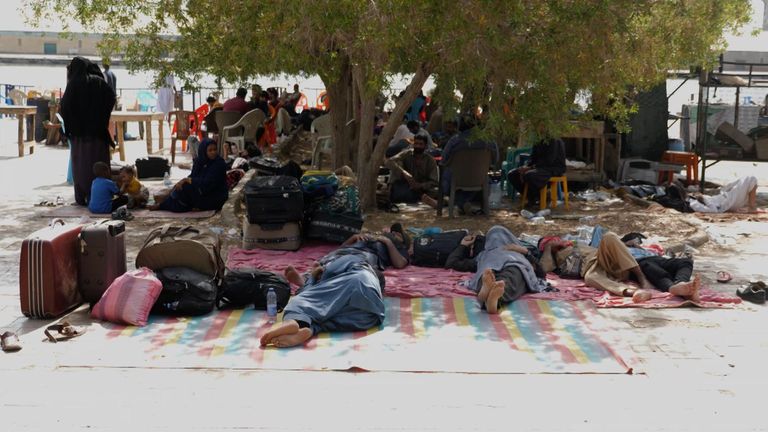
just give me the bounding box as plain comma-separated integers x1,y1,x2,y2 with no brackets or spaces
153,267,218,316
219,269,291,310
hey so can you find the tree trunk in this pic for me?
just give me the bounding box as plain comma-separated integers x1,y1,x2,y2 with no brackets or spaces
356,64,431,211
323,57,353,169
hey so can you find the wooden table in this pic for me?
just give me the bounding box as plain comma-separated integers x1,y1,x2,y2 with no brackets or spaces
0,105,37,157
110,111,166,161
562,120,606,178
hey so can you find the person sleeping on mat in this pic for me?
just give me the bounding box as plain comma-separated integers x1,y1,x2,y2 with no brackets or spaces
260,224,411,348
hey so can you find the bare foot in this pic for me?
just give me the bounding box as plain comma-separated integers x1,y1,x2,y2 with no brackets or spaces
260,320,299,347
485,280,506,314
271,328,312,348
478,268,496,303
669,274,701,302
147,204,160,211
421,194,438,209
284,266,305,287
632,289,653,303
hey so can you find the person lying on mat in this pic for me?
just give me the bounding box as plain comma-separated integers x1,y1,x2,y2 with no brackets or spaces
597,230,700,302
577,228,657,303
337,222,411,269
461,226,548,314
149,138,228,212
260,251,386,348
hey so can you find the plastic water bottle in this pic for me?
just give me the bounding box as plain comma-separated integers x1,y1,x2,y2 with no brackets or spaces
489,181,502,209
163,172,172,187
266,288,277,324
520,209,535,219
535,209,551,217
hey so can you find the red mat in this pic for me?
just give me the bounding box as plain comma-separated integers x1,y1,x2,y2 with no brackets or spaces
226,245,475,298
526,275,741,308
226,246,741,307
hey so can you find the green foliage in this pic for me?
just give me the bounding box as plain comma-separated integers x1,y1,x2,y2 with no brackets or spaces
25,0,752,206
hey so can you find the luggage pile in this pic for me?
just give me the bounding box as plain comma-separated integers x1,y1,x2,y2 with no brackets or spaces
303,171,364,244
21,219,128,318
242,165,365,251
244,175,305,251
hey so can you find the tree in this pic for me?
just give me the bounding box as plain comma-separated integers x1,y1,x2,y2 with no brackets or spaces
27,0,752,210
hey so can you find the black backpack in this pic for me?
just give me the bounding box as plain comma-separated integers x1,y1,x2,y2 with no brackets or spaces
219,269,291,311
412,230,469,267
153,267,218,316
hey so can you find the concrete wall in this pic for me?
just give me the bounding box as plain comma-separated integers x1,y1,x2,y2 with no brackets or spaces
0,31,103,56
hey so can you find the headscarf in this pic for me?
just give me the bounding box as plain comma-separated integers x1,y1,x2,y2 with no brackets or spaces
191,138,223,177
59,57,116,145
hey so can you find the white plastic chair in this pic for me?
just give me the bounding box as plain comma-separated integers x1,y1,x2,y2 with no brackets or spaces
275,107,292,136
310,114,333,169
222,109,266,158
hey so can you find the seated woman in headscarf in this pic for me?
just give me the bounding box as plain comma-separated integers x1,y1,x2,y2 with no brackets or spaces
149,138,228,212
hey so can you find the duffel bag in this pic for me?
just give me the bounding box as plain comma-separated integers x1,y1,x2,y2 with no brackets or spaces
153,267,217,316
306,211,364,243
413,229,469,267
219,269,291,311
314,183,361,215
301,171,339,198
135,156,170,179
135,224,224,278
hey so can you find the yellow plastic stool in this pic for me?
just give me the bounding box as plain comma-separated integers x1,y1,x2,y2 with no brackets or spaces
521,176,570,210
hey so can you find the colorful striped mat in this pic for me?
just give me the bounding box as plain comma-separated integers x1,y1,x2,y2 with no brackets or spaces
55,298,631,374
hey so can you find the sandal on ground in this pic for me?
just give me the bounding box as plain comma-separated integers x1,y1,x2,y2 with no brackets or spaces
736,285,766,304
44,322,87,343
716,271,733,283
1,331,22,352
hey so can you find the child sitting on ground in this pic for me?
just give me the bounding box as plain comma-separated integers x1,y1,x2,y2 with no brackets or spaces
88,162,128,214
118,166,148,208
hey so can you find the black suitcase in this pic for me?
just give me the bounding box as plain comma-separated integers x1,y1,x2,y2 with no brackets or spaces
306,211,364,243
248,156,303,179
219,269,291,311
135,156,171,179
244,176,304,223
78,220,127,305
413,229,469,268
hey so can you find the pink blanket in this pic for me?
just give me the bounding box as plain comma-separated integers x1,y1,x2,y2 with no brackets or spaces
226,245,475,298
226,246,740,307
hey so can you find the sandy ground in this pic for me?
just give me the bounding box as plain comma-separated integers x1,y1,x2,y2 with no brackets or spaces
2,117,768,431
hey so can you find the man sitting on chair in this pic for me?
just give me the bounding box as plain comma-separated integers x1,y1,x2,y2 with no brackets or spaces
507,138,566,204
386,134,440,208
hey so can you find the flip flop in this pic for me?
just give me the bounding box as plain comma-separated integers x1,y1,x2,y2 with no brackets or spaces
44,322,87,343
716,271,733,283
1,331,21,352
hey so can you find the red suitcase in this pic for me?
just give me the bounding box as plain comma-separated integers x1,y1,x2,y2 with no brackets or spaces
78,220,127,305
20,219,83,318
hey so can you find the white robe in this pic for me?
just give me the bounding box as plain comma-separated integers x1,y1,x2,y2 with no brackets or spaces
156,75,175,114
688,176,758,213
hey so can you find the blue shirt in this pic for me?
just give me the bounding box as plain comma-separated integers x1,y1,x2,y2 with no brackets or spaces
88,177,119,214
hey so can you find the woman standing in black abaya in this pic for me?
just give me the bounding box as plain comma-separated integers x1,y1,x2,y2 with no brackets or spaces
60,57,116,205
